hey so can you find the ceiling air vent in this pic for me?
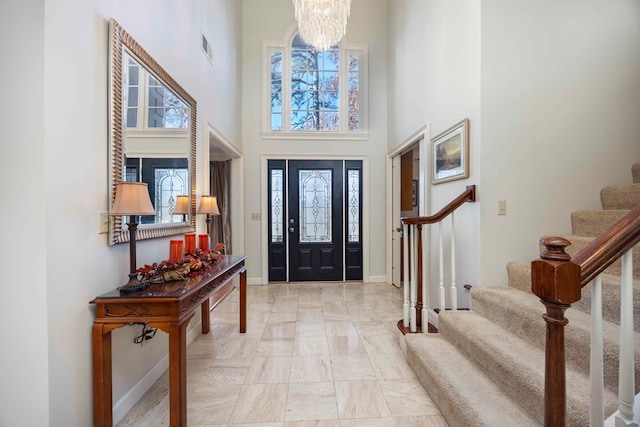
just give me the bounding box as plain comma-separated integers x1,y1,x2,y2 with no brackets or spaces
201,32,213,64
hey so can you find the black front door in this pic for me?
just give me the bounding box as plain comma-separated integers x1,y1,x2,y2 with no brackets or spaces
267,159,362,282
288,160,343,281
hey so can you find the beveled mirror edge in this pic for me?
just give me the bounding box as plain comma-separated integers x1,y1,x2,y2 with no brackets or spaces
108,18,197,245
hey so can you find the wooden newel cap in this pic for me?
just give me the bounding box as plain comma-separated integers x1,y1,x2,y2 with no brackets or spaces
539,236,572,261
531,237,581,304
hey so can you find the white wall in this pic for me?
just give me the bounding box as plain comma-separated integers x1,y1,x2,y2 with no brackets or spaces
388,0,481,306
480,0,640,284
1,1,242,426
0,2,49,427
388,0,640,296
242,0,388,283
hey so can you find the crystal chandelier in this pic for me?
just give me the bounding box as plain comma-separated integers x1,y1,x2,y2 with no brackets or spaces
292,0,352,51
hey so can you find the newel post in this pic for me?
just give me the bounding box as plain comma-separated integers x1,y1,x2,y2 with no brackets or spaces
531,237,582,427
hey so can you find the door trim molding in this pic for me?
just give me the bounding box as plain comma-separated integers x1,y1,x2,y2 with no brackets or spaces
261,154,370,284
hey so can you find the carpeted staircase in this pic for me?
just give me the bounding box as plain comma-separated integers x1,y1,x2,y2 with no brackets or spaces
404,162,640,426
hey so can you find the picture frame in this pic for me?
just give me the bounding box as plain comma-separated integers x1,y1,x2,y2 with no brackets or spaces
432,118,469,184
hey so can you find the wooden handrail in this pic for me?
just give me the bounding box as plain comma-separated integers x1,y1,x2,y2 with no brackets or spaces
572,202,640,286
402,185,476,225
532,202,640,426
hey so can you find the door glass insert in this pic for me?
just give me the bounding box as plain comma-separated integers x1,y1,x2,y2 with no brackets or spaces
299,169,332,242
347,169,360,242
271,169,284,243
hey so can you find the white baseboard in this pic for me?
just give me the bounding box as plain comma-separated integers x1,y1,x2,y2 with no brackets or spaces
247,277,264,285
368,275,387,283
112,319,202,425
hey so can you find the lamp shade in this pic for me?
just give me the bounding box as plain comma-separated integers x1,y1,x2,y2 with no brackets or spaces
173,195,190,215
197,195,220,215
111,182,155,216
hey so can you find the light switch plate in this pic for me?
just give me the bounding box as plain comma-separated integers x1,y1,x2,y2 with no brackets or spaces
99,211,109,234
497,200,507,216
251,213,261,221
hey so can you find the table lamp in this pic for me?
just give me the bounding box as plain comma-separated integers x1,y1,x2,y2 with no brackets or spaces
173,195,189,222
197,195,220,249
111,182,156,293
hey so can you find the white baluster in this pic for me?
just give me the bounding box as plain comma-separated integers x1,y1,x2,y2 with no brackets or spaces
403,223,409,328
439,222,445,311
410,225,417,332
421,224,428,333
616,250,636,426
450,213,457,311
590,275,604,427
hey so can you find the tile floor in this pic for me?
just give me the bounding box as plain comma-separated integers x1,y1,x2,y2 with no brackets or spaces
116,282,448,427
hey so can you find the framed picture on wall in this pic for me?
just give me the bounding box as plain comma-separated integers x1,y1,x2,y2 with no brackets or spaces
432,118,469,184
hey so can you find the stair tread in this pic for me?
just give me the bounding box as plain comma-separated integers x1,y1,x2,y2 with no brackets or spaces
405,333,540,427
600,183,640,209
438,310,619,425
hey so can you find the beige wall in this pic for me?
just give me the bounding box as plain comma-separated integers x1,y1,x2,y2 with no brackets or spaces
388,0,640,297
1,1,242,425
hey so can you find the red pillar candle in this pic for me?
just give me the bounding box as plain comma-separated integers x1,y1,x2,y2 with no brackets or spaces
184,233,196,254
169,239,184,260
198,234,210,251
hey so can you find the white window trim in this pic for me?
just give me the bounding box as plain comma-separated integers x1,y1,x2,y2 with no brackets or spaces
261,25,369,141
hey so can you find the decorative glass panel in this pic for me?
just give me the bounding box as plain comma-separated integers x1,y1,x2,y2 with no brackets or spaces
271,169,284,243
348,52,360,131
270,50,283,131
347,169,360,242
299,169,332,242
154,168,188,223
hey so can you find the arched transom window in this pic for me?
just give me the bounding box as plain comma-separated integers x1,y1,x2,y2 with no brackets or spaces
263,30,368,139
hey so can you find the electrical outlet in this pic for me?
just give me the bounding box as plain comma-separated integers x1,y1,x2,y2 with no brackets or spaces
251,213,261,221
99,211,109,234
497,200,507,216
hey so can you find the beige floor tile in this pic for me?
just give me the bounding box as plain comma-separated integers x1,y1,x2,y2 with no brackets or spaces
188,383,243,425
354,321,391,336
245,357,291,384
285,420,341,427
361,335,403,356
255,339,294,357
394,415,449,427
116,283,447,427
289,355,332,382
285,382,339,421
325,321,359,336
330,354,376,381
262,322,297,340
369,353,416,380
334,380,392,419
339,418,396,427
326,335,367,356
379,379,441,417
293,336,330,356
229,383,288,423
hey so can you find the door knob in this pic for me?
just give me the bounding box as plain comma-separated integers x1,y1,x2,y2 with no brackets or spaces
289,227,295,232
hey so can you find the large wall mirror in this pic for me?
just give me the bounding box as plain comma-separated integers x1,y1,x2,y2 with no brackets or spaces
108,18,197,245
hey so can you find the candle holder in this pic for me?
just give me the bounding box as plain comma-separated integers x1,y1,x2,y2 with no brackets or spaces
184,233,196,254
169,239,184,261
198,234,210,251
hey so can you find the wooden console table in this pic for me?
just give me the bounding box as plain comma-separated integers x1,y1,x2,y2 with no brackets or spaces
90,255,246,427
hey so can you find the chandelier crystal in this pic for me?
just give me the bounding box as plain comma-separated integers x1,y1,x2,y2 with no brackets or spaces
292,0,352,51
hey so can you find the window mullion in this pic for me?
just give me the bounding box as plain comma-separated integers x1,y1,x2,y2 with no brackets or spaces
339,46,348,133
283,45,292,132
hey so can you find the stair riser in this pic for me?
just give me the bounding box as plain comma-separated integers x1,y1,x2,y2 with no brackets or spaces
571,210,629,237
632,163,640,184
600,184,640,210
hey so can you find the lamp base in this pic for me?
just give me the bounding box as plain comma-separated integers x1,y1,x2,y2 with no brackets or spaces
118,272,148,294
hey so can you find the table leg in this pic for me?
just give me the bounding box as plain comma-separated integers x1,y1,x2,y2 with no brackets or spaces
201,297,211,334
240,267,246,333
92,323,113,427
168,321,188,427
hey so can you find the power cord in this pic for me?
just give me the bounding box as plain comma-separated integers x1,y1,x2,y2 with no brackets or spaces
133,323,157,344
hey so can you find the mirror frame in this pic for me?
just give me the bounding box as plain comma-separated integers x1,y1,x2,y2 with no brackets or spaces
108,18,197,245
